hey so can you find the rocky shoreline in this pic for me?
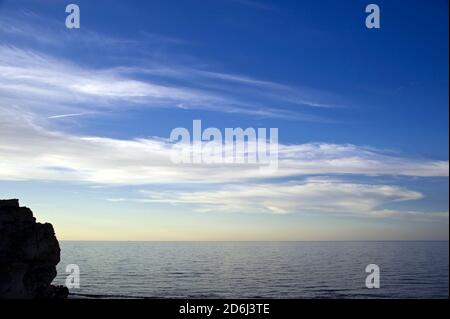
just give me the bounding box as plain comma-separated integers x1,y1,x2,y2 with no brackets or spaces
0,199,68,299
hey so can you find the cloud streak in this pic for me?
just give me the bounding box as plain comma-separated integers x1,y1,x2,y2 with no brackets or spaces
0,112,447,186
125,178,447,221
0,10,345,119
0,45,336,121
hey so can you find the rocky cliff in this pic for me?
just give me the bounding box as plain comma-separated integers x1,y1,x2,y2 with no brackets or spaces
0,199,68,298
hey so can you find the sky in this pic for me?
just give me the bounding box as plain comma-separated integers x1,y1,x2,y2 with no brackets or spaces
0,0,448,240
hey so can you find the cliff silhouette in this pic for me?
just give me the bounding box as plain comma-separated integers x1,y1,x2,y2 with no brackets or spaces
0,199,68,298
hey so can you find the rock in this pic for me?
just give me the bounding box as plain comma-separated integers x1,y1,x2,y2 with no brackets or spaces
36,285,70,299
0,199,67,299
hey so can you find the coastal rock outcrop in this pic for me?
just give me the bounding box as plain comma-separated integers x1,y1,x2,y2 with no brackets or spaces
0,199,68,298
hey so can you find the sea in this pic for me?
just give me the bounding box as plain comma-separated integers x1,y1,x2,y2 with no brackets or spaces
53,241,449,299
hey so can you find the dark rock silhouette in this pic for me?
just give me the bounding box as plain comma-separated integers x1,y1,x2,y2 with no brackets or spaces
0,199,68,298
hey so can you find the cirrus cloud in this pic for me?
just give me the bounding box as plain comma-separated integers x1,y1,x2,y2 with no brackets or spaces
0,111,448,186
119,178,448,221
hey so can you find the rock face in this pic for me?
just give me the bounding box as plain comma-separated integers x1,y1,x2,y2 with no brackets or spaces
0,199,68,298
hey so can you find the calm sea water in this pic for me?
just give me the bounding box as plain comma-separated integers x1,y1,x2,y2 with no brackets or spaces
53,241,449,299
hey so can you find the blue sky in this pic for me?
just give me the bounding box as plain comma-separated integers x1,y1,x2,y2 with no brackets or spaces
0,0,448,240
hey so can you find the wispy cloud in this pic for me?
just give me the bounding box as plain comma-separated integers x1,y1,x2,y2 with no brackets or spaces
0,8,345,119
123,178,447,221
0,46,214,103
141,31,193,46
46,112,99,120
0,112,447,186
0,45,335,120
0,13,137,48
184,70,342,108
